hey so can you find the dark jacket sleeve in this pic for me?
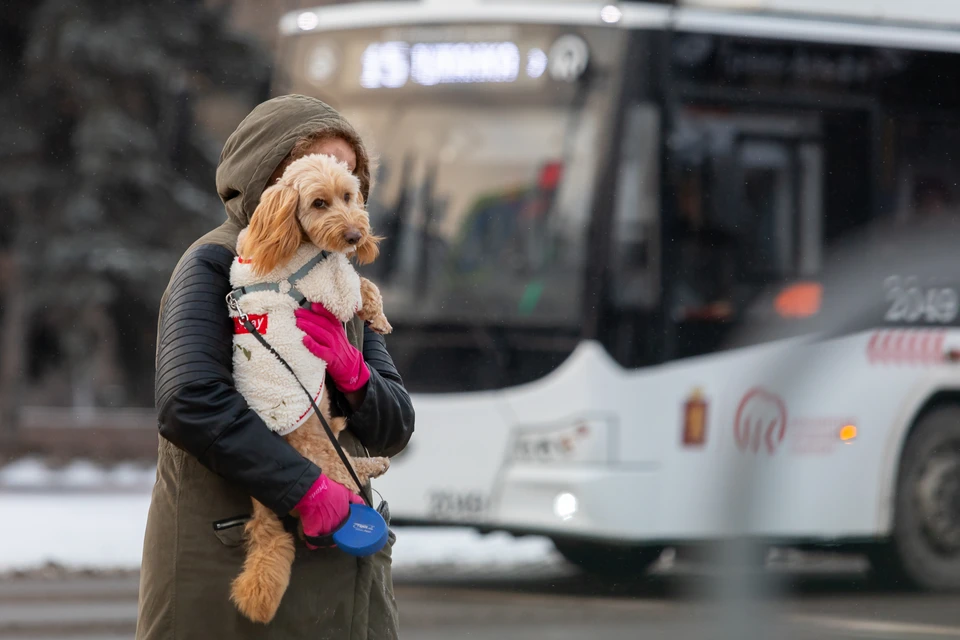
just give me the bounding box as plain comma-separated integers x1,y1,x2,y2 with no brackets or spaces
155,244,320,516
342,326,415,458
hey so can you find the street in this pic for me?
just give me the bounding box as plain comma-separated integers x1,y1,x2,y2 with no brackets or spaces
7,2,960,640
3,560,959,639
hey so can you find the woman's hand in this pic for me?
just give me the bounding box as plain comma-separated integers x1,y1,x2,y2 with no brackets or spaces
295,303,370,393
295,474,364,547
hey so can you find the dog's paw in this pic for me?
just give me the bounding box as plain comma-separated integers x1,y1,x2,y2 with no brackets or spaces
354,456,390,480
370,456,390,476
365,313,393,335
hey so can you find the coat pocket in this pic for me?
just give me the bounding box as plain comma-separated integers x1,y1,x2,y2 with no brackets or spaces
211,514,250,547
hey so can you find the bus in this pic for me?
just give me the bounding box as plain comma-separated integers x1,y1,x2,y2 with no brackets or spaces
274,0,960,588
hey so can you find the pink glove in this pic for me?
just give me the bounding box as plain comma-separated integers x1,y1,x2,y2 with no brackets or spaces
295,474,364,547
295,303,370,392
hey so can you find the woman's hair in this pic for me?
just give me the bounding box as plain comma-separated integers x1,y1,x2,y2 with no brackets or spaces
289,129,375,203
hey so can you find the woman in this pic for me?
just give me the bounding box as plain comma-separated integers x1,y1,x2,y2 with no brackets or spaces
136,95,414,640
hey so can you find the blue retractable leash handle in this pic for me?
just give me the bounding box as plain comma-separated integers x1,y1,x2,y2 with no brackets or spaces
228,295,388,557
296,502,389,557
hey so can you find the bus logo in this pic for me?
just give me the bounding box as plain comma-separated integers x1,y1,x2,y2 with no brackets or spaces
734,388,787,454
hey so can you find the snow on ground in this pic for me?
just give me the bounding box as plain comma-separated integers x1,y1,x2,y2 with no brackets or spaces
0,458,156,491
390,528,559,570
0,491,558,573
2,493,153,572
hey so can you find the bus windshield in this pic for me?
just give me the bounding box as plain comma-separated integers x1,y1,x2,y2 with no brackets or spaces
284,24,624,329
281,24,625,391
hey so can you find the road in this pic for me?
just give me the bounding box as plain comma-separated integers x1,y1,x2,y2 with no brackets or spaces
3,561,960,640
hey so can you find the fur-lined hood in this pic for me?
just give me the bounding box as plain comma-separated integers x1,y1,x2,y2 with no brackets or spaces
215,94,371,228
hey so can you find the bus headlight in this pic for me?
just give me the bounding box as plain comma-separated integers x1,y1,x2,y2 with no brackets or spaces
554,492,578,521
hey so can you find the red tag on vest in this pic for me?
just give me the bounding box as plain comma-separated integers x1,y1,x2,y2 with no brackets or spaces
233,314,268,334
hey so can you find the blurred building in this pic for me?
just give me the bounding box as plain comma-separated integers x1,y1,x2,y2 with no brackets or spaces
0,0,276,437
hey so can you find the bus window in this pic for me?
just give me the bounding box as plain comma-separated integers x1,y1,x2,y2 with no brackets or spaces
890,117,960,223
283,24,627,391
912,177,953,218
666,112,824,358
738,141,797,280
356,101,600,326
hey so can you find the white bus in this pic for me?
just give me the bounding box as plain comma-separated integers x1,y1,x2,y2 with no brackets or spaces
276,0,960,588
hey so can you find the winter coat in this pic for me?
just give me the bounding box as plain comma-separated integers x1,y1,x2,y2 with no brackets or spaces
136,95,414,640
229,245,362,436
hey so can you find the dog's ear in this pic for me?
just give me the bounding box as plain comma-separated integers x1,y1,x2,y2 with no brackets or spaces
242,184,302,276
354,233,382,266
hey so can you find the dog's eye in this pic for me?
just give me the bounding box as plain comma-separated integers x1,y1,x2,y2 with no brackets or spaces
343,193,351,204
312,198,327,209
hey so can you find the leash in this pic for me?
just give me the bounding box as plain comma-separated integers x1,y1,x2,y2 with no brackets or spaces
225,292,373,510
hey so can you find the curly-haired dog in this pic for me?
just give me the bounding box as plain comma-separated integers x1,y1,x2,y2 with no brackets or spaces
226,153,392,623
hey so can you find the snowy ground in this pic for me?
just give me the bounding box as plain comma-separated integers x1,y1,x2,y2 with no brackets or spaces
0,458,561,575
0,458,156,493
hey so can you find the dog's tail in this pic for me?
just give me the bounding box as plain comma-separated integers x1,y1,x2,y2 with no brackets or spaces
230,500,296,624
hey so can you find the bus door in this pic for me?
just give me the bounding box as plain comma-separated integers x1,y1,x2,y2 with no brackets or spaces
664,111,824,360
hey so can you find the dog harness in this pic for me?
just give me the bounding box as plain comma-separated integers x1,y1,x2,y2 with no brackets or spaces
226,245,362,436
226,250,329,312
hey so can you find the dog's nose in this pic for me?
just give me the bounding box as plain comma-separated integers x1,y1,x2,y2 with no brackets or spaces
344,229,362,245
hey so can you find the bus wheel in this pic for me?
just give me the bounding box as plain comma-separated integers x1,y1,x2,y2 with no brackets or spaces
553,540,662,577
871,405,960,590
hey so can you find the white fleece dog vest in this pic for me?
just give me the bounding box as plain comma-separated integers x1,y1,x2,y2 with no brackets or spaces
228,241,362,436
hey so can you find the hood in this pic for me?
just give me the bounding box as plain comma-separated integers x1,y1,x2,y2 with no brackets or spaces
216,94,371,228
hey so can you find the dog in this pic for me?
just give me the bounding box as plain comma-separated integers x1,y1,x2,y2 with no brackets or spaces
226,153,392,624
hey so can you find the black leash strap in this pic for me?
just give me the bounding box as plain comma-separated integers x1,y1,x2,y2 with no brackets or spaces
232,302,373,509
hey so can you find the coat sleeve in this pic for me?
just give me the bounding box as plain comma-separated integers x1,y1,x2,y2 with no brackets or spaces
154,244,320,516
342,326,415,458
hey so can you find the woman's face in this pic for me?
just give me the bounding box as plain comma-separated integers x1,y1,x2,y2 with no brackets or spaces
266,136,357,191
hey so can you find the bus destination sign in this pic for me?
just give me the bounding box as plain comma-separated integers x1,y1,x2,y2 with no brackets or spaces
300,26,593,94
